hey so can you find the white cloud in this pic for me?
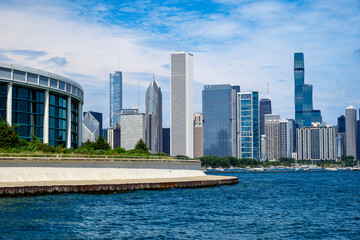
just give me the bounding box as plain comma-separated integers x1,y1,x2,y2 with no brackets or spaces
0,0,359,127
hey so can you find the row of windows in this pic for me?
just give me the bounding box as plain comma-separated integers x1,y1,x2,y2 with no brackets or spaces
0,67,83,99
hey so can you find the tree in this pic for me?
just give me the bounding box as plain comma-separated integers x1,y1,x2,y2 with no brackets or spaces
93,135,111,150
0,118,21,149
134,138,148,152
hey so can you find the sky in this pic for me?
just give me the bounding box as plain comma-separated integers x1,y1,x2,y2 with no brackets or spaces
0,0,359,128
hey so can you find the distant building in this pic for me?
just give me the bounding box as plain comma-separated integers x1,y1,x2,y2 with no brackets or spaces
288,119,297,153
83,111,102,136
120,109,145,150
202,84,238,157
237,91,259,159
110,71,122,128
82,111,100,143
170,51,194,158
337,115,345,133
265,116,293,161
193,112,203,158
162,128,170,155
297,122,335,160
294,53,322,128
107,127,121,149
260,135,266,161
145,78,162,154
335,133,345,158
345,106,357,159
358,119,360,160
259,98,272,135
265,116,280,161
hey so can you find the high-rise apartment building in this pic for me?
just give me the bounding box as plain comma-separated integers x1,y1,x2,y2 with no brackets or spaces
120,109,145,150
193,112,203,158
345,106,357,159
202,85,238,157
170,51,194,158
265,116,293,161
297,123,335,160
294,53,322,128
110,71,122,128
237,91,259,159
260,98,272,135
145,78,162,154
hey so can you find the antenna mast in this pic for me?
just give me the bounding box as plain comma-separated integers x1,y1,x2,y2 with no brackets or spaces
267,81,270,98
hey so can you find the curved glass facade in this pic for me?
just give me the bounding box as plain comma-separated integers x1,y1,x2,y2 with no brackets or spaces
12,86,44,141
0,63,83,148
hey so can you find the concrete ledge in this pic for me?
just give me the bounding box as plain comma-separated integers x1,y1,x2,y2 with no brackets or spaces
0,175,238,197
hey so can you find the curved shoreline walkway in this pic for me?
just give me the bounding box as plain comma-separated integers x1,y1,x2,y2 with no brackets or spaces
0,175,238,196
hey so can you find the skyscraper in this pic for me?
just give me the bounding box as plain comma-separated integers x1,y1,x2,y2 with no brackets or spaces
120,109,145,150
145,77,162,154
237,91,259,159
297,122,335,160
345,106,357,159
193,112,203,158
82,111,100,143
337,115,346,133
162,128,170,155
202,84,238,157
110,71,122,128
294,53,322,128
170,51,194,158
84,111,103,136
259,98,272,135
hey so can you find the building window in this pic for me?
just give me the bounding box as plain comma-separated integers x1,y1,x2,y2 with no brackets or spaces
0,83,7,120
12,86,44,141
71,100,78,148
49,94,67,147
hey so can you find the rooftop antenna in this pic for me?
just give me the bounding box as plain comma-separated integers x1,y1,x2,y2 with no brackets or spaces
153,72,155,82
117,57,120,70
138,81,140,110
267,81,270,99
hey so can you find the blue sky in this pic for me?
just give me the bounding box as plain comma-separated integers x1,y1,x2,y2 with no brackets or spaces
0,0,359,127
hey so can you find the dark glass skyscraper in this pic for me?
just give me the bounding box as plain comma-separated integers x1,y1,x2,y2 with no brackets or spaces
202,84,239,157
294,53,322,127
162,128,170,155
145,78,162,154
110,71,122,128
259,98,272,135
337,115,345,133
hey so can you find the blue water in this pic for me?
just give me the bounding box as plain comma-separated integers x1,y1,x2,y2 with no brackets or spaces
1,171,360,239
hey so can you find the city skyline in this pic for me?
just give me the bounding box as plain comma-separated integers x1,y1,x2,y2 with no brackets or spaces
0,0,359,127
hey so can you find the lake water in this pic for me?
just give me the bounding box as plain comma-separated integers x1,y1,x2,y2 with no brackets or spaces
1,171,359,239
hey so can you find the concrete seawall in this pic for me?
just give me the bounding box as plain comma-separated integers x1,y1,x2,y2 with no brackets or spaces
0,157,238,196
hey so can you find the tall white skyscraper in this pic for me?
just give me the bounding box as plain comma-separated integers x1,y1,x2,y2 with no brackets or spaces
345,106,357,159
170,51,194,158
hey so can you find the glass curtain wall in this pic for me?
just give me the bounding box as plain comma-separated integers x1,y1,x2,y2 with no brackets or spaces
71,100,79,148
12,86,44,141
49,94,67,147
0,83,6,120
